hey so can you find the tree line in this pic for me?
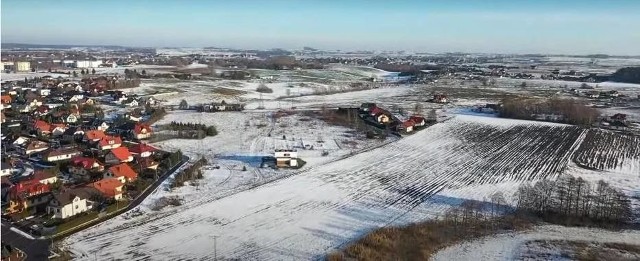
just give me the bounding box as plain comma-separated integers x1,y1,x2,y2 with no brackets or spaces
165,121,218,137
515,176,632,226
500,97,599,126
171,157,207,188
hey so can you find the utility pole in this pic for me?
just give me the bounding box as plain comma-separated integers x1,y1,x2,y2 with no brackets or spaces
213,235,218,261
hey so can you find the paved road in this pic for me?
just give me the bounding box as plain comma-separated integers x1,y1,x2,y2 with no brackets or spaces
1,155,190,259
1,222,50,261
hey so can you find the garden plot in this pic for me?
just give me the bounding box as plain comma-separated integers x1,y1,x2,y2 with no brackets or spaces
65,115,589,260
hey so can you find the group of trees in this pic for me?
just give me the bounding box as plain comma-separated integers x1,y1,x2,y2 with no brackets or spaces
79,68,96,75
123,68,146,79
171,157,207,188
500,97,599,126
515,176,632,225
609,67,640,84
165,121,218,137
256,83,274,93
210,57,323,70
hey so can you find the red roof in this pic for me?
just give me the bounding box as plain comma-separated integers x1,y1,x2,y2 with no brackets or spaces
9,179,50,200
0,95,11,104
402,119,415,127
85,130,106,141
71,156,102,169
370,107,383,116
90,178,123,198
109,147,132,161
409,116,425,122
129,143,156,154
133,123,152,135
108,163,138,181
34,120,51,132
99,135,122,147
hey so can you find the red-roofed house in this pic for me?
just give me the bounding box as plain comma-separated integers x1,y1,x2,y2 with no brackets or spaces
133,123,153,140
0,95,12,105
84,130,106,142
105,147,133,165
409,116,426,127
105,163,138,183
399,119,415,133
98,136,122,150
33,120,52,136
129,143,156,158
69,157,105,178
51,123,68,136
89,178,124,201
136,157,159,170
6,179,51,214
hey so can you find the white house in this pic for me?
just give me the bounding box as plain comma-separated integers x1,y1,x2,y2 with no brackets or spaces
47,188,97,219
96,121,110,131
65,114,79,123
274,149,298,168
38,89,51,96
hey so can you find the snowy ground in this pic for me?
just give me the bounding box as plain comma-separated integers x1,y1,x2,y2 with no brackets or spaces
432,225,640,261
65,115,594,260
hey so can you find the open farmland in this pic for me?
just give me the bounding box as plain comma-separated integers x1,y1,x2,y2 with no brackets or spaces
66,115,588,260
574,129,640,173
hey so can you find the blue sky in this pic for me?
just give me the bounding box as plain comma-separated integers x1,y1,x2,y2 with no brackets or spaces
2,0,639,55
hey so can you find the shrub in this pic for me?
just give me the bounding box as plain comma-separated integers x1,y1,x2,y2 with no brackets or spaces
256,84,273,93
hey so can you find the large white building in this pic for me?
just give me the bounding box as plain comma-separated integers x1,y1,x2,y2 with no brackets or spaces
75,60,103,68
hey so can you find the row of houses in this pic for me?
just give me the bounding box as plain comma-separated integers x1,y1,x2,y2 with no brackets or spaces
1,76,161,222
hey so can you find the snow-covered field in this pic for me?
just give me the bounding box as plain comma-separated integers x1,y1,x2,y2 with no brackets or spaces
65,115,595,260
433,225,640,261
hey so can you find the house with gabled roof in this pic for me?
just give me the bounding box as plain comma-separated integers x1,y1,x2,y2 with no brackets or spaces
44,147,81,162
22,140,49,155
5,179,51,214
89,178,124,201
133,123,153,140
32,170,58,185
33,120,52,136
84,129,106,142
69,157,105,179
47,187,100,219
98,135,122,150
105,147,133,164
104,163,138,183
129,143,156,158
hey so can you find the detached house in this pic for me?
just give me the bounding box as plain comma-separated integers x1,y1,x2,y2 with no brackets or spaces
98,136,122,150
62,127,85,142
104,163,138,183
90,178,124,201
50,123,68,136
23,140,49,155
84,129,106,142
69,157,105,179
133,123,153,140
44,147,81,162
105,147,133,164
33,170,58,185
129,143,156,158
33,120,52,136
47,187,99,219
6,179,51,214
